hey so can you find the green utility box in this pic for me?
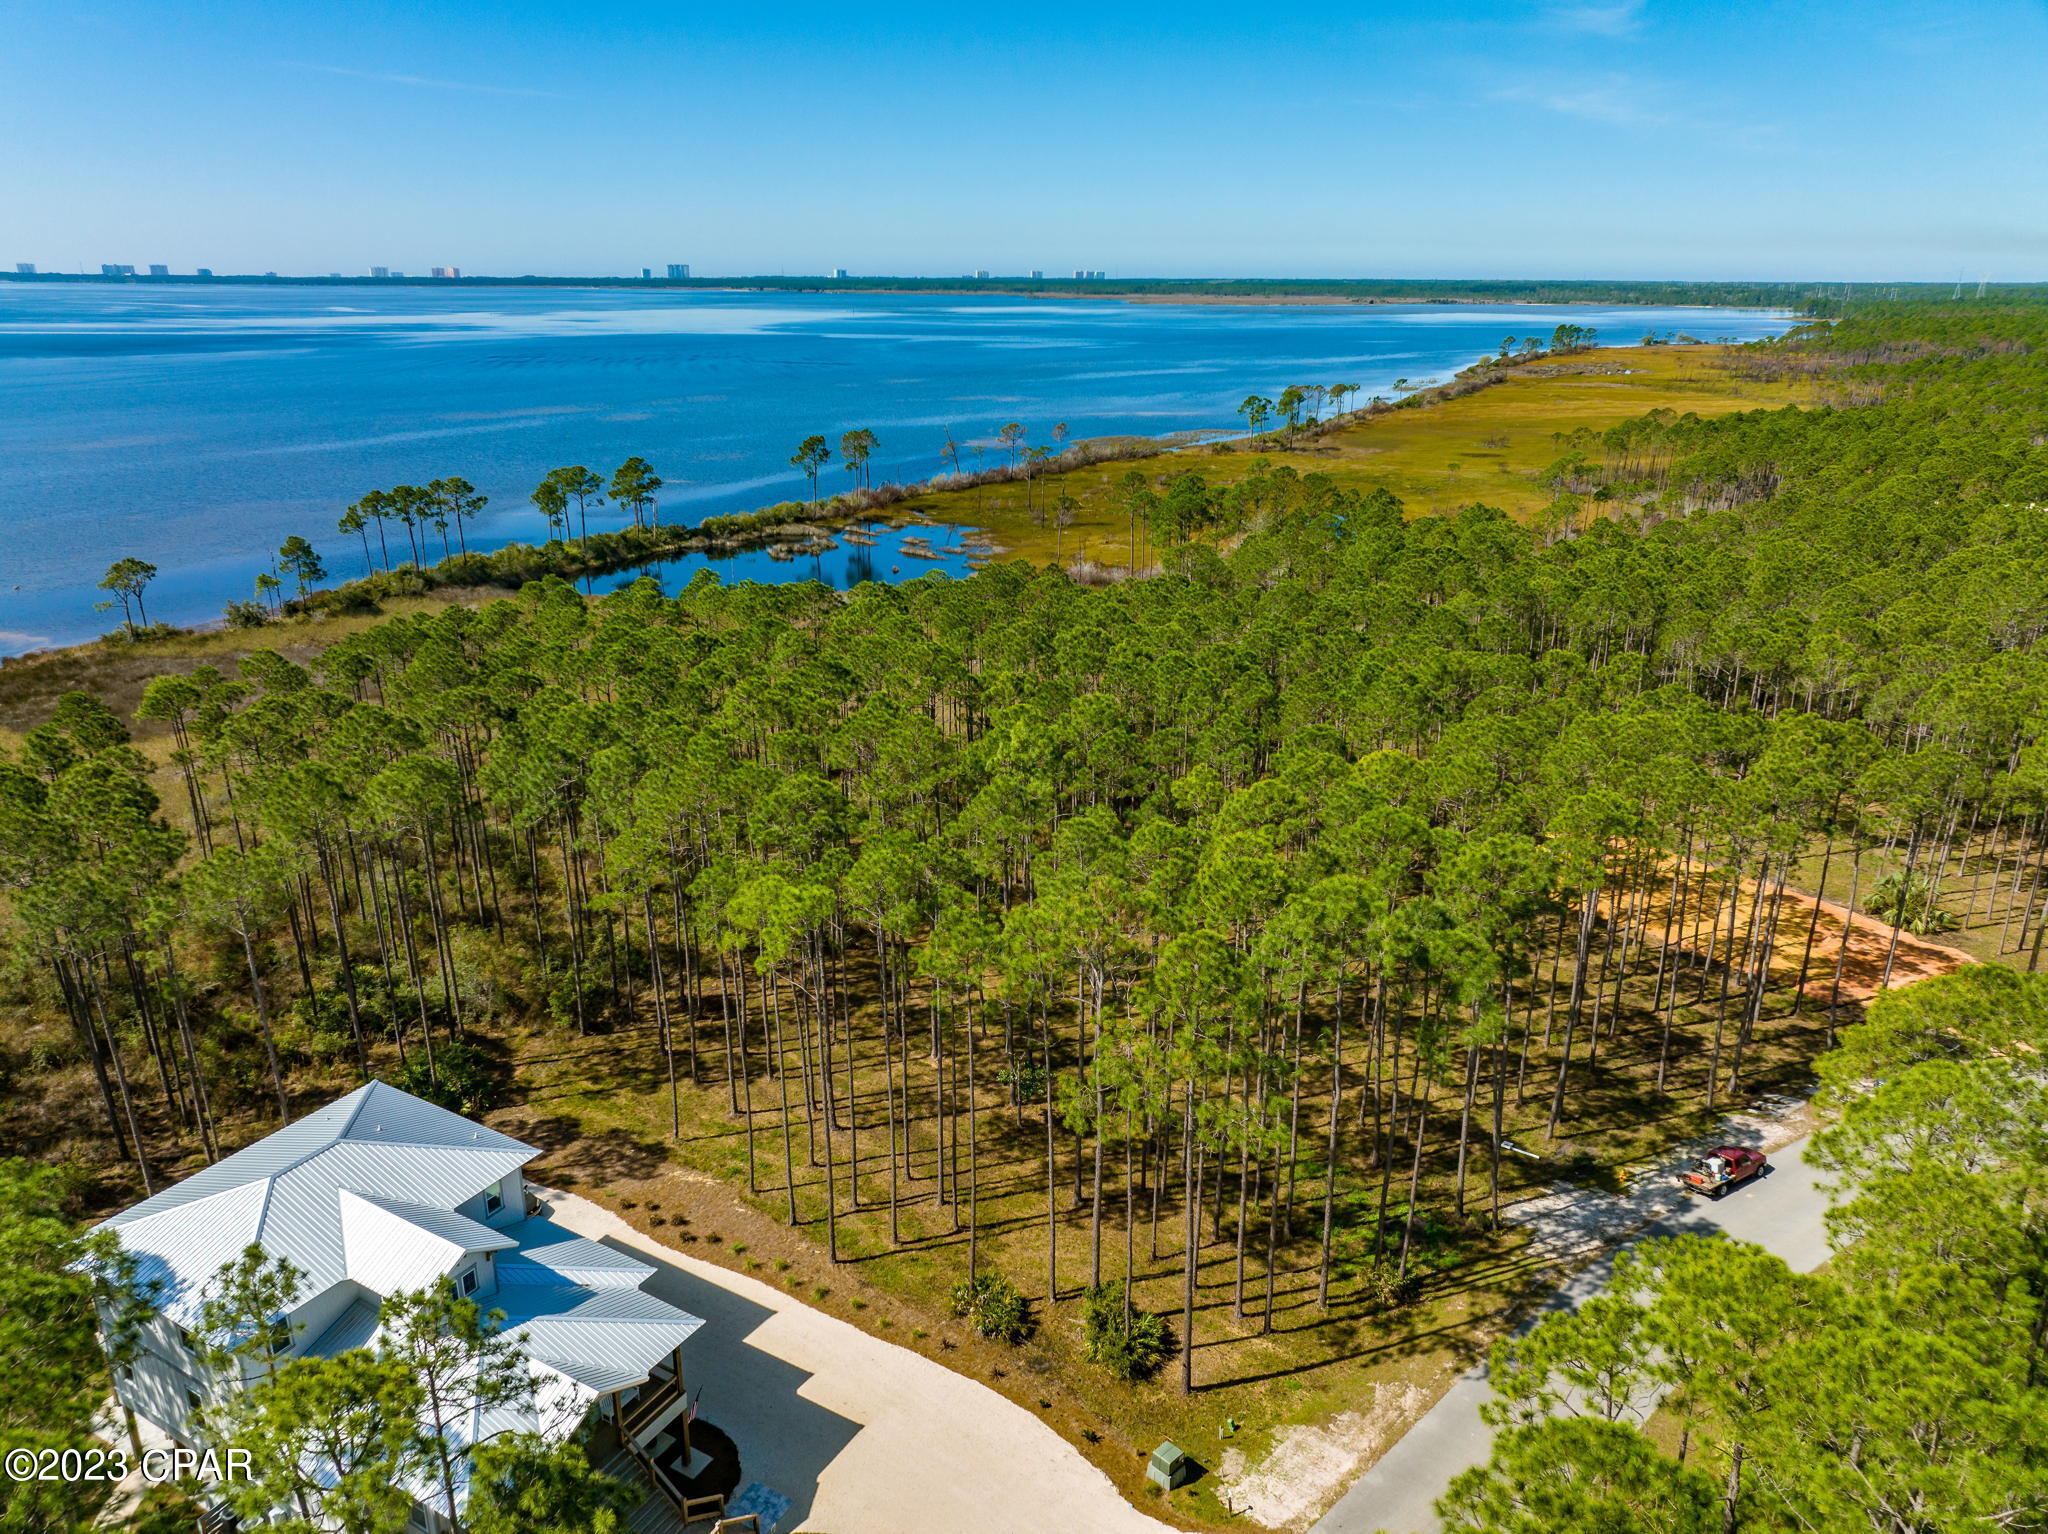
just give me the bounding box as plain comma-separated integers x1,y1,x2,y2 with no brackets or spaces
1147,1441,1193,1490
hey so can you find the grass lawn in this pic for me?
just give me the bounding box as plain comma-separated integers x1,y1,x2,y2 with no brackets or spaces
894,345,1815,568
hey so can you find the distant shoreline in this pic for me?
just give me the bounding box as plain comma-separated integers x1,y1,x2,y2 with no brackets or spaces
0,270,1846,310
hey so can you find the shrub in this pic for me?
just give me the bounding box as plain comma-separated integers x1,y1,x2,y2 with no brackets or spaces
393,1036,504,1115
1864,869,1958,935
286,988,363,1065
304,585,383,617
950,1272,1033,1344
222,599,270,629
996,1060,1047,1103
544,972,606,1030
1078,1283,1174,1381
1348,1259,1426,1311
99,621,182,647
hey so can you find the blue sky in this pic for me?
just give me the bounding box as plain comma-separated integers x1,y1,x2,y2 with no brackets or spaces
5,0,2043,280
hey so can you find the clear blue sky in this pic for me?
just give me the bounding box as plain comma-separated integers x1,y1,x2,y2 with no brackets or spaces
6,0,2042,281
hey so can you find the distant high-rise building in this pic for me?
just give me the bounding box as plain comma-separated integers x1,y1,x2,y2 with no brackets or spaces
148,264,169,276
14,262,33,274
1073,269,1087,280
830,268,849,279
389,271,404,278
371,266,390,278
101,263,136,277
642,268,652,279
666,264,690,279
195,268,213,278
429,266,460,278
973,270,990,279
1029,270,1043,279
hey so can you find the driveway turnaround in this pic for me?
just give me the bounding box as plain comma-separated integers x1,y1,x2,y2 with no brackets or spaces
545,1192,1178,1534
1309,1132,1834,1534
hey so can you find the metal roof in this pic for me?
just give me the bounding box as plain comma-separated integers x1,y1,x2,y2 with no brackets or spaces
101,1081,535,1324
340,1190,518,1297
101,1079,707,1513
304,1296,382,1358
496,1215,656,1290
345,1192,516,1253
494,1282,705,1394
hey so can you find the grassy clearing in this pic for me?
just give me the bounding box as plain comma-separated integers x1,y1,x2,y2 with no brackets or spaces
897,346,1815,567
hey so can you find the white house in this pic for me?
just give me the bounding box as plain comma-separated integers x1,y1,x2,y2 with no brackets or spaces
98,1080,704,1528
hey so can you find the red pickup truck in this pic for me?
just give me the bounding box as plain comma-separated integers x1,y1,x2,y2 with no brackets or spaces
1678,1146,1767,1198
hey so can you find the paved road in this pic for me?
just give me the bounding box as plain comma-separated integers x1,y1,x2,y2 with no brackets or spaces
1309,1134,1833,1534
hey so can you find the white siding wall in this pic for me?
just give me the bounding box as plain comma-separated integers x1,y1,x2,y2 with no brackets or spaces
458,1169,526,1229
447,1249,498,1301
286,1279,368,1355
116,1323,209,1443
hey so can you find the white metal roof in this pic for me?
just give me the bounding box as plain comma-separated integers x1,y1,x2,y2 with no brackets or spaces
301,1209,703,1397
104,1082,707,1519
103,1080,536,1324
304,1295,382,1358
494,1281,705,1394
340,1190,517,1296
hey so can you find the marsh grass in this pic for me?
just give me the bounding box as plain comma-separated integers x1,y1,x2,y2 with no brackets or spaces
900,346,1816,568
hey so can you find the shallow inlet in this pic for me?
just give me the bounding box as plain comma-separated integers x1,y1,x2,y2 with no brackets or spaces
603,519,981,594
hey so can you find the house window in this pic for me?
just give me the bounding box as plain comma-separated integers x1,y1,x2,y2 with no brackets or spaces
185,1389,203,1414
483,1182,503,1216
176,1327,196,1354
459,1267,479,1297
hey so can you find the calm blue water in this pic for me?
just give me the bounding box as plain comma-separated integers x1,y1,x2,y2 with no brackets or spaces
0,284,1797,651
610,520,982,597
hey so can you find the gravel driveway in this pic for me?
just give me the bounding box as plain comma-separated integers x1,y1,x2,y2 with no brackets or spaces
547,1192,1178,1534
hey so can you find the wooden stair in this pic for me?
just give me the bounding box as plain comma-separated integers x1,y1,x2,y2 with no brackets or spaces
598,1448,695,1534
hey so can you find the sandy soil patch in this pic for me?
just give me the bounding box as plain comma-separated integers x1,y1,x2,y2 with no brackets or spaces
1216,1383,1429,1530
1601,873,1973,1009
1786,888,1975,1000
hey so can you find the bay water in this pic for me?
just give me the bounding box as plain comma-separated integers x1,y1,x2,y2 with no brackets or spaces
0,284,1797,652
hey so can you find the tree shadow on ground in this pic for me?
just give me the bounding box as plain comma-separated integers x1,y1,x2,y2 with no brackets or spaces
491,1111,670,1184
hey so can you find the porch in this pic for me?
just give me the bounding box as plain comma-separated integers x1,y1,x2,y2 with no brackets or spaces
594,1351,747,1530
